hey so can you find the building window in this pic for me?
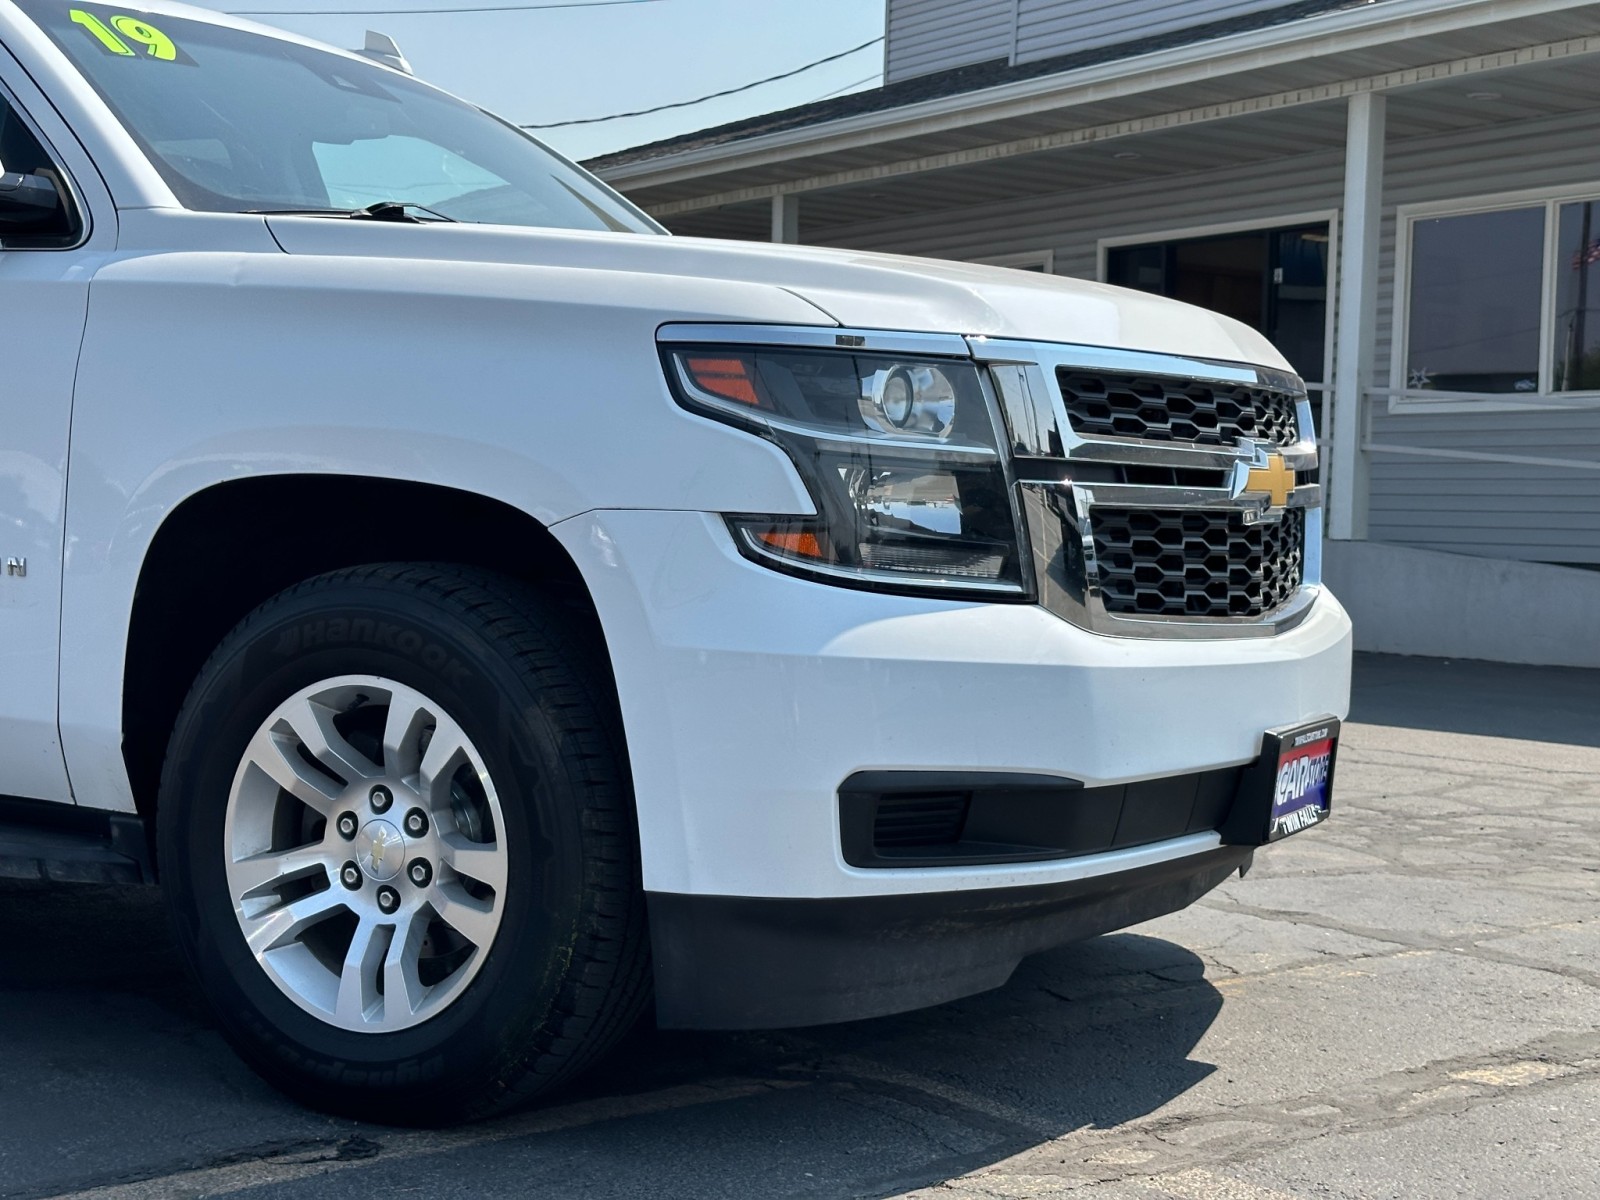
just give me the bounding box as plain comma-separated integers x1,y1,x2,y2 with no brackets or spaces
1406,207,1544,395
974,249,1054,273
1555,199,1600,392
1103,222,1330,384
1400,192,1600,402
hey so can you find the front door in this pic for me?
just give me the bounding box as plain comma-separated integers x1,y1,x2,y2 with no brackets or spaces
0,66,96,803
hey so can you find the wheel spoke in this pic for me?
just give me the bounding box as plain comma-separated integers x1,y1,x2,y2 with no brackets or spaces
229,843,331,901
381,692,433,781
417,718,469,807
438,834,506,893
431,886,497,949
335,916,389,1026
280,695,382,785
241,888,347,956
381,909,427,1027
244,725,342,816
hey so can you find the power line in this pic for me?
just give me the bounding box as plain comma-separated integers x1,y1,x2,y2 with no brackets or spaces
810,70,881,103
520,35,884,129
228,0,662,16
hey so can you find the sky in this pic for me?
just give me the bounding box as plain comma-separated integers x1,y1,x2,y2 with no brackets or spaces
192,0,887,162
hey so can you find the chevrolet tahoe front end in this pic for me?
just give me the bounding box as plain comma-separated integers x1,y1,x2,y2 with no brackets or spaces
0,0,1349,1123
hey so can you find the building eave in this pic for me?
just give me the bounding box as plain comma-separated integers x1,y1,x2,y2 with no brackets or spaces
594,0,1596,191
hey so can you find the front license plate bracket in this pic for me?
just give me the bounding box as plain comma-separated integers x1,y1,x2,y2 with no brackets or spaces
1220,716,1340,846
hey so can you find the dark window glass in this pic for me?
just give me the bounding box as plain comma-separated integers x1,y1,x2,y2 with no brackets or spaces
1554,200,1600,392
1406,207,1544,394
15,0,653,233
0,90,79,246
1106,224,1329,382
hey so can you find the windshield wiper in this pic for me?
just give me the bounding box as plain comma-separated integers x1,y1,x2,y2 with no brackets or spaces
247,201,457,223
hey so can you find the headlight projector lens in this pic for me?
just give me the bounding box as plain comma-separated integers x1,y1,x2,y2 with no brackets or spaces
863,364,957,438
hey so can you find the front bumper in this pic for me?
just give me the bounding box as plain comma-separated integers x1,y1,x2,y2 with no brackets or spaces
553,508,1351,902
556,508,1348,1028
648,841,1251,1028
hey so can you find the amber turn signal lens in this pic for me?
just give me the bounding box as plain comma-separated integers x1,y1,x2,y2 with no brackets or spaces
683,355,761,406
755,527,830,560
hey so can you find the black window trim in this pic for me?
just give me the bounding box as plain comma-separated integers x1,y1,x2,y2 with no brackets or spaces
0,68,91,252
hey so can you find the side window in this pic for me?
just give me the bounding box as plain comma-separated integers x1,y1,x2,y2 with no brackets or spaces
0,89,81,247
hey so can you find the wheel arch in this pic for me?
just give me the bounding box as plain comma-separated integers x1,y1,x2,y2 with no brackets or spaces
122,474,614,832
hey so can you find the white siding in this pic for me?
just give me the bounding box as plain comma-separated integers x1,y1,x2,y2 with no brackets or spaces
812,109,1600,564
1368,109,1600,563
884,0,1305,83
885,0,1016,84
1015,0,1300,65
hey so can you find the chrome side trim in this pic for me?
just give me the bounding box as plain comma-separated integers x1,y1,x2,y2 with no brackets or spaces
659,323,971,358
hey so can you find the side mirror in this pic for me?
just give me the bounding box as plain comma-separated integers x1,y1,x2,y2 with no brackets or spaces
0,171,63,231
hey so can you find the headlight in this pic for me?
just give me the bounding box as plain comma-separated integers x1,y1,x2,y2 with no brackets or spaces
664,342,1029,597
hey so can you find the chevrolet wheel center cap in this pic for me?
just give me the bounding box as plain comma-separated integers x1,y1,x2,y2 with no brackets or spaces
356,819,406,881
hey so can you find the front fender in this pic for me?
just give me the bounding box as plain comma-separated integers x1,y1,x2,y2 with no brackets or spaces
59,248,821,811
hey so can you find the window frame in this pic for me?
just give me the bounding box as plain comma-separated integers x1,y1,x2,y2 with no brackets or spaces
1391,183,1600,414
0,72,90,252
1095,209,1340,394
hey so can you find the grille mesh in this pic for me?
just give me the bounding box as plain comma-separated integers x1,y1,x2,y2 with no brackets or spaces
1057,369,1300,447
872,794,969,849
1092,508,1305,618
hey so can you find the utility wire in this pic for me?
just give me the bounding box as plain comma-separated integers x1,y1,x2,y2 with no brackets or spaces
228,0,662,17
810,70,882,103
520,34,884,128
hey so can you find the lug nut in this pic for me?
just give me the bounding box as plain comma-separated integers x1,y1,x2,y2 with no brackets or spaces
340,861,362,890
336,812,358,840
376,886,400,914
403,808,429,837
408,859,432,887
370,785,393,813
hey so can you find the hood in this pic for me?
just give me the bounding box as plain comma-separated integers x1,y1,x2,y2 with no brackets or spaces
263,219,1291,370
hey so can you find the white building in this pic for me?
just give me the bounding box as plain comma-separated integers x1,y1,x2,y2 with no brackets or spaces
591,0,1600,666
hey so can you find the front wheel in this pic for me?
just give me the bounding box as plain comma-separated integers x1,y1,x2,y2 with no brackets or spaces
158,564,649,1123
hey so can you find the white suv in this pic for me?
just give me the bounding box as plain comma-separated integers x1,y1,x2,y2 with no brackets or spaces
0,0,1350,1123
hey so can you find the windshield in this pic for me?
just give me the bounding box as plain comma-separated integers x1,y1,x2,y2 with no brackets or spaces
17,1,659,232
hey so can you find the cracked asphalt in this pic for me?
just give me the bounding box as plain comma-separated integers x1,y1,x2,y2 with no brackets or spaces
3,652,1598,1200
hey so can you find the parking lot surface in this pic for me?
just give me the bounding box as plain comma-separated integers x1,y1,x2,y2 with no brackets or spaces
2,652,1597,1200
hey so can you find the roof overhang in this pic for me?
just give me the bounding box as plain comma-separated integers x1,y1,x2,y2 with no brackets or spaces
595,0,1600,210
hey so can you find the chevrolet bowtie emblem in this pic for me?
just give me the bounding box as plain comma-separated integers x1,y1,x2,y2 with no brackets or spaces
1242,452,1295,508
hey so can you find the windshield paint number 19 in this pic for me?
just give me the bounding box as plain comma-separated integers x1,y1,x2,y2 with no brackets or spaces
69,9,177,60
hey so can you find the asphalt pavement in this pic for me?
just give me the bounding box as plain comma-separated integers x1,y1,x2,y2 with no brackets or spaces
3,651,1598,1200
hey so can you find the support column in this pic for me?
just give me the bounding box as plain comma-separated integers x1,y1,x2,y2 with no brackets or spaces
1329,91,1385,541
770,193,800,244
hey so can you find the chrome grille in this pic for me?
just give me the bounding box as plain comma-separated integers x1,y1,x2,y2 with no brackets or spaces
982,338,1323,639
1093,508,1306,618
1056,368,1300,447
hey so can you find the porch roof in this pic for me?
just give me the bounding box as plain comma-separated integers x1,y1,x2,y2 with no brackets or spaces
590,0,1600,241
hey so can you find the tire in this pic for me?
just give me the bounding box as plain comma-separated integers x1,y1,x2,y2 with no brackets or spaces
157,563,650,1124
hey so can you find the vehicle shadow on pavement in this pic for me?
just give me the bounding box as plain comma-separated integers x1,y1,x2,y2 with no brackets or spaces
0,877,1225,1200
